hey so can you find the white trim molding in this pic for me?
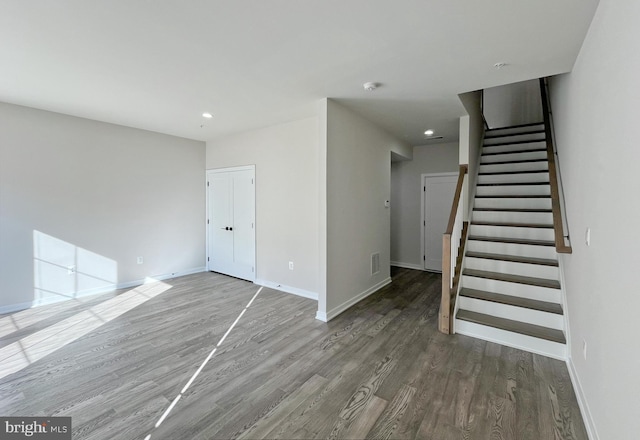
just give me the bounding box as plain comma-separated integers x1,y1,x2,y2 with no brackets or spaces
0,266,207,315
390,261,423,271
254,279,318,301
318,277,392,322
567,357,599,440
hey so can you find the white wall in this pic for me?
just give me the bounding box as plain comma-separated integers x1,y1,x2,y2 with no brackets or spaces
322,99,411,320
0,102,206,313
548,0,640,438
391,143,459,268
458,91,485,219
205,117,320,299
483,79,543,129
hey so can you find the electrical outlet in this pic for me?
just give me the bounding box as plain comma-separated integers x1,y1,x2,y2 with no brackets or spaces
137,256,144,264
288,261,294,270
582,340,587,360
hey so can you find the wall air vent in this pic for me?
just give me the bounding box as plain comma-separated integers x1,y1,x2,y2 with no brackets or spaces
371,252,380,275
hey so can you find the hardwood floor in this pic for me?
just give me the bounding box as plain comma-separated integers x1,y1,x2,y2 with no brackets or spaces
0,268,587,439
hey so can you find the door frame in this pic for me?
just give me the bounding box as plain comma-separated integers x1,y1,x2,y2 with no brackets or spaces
420,172,458,272
206,165,256,281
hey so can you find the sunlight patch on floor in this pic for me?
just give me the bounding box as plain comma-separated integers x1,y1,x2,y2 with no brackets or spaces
0,280,171,380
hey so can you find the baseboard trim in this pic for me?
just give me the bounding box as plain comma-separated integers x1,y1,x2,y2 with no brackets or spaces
0,266,207,315
118,266,207,290
566,356,599,440
319,277,392,322
254,279,318,301
390,261,423,271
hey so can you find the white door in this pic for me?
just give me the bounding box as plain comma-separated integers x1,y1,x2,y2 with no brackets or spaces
423,173,458,272
207,166,256,281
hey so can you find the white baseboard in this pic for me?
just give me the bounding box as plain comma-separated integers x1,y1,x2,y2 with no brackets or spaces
566,356,599,440
254,279,318,300
390,261,423,271
0,266,207,315
319,277,392,322
118,266,207,290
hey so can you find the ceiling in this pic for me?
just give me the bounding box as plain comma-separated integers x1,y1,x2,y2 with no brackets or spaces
0,1,599,146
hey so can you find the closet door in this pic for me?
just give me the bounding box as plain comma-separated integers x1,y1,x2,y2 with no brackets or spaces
207,166,255,281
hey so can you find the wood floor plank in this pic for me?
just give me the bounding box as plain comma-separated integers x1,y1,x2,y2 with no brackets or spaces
342,395,387,439
366,384,416,439
0,268,587,440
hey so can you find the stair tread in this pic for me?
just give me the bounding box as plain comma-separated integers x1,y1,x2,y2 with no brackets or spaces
471,221,553,229
474,208,552,213
456,310,566,344
460,288,563,314
463,269,561,289
480,158,548,165
468,235,555,246
465,251,558,266
482,148,546,156
484,139,547,147
479,169,548,176
486,122,544,132
484,129,545,139
477,181,549,186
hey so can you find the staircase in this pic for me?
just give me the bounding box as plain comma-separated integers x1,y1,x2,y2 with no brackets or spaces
454,122,567,359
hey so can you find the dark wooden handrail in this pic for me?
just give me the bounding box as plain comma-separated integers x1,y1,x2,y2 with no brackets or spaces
539,78,572,254
440,164,469,334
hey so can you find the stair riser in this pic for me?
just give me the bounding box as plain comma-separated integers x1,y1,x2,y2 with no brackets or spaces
473,198,552,210
469,224,554,241
476,184,550,197
464,257,559,280
484,133,546,146
472,211,553,224
454,320,566,360
462,275,561,303
466,240,557,260
481,150,547,163
483,140,547,153
458,297,564,329
486,124,545,137
478,172,549,184
479,161,548,174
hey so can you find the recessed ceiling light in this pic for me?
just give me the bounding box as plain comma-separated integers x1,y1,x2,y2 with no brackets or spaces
202,112,213,118
424,129,434,136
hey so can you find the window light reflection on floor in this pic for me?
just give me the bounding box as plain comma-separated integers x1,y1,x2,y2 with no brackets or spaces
0,279,171,380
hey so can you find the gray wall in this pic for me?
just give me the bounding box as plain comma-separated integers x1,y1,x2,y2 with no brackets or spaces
322,99,411,320
483,79,543,129
0,102,205,313
458,91,485,220
548,0,640,437
391,143,459,268
205,117,321,299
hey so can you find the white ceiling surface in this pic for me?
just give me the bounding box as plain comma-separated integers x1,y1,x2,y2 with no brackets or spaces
1,1,599,146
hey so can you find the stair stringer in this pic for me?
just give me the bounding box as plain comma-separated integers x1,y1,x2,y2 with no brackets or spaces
452,127,485,334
